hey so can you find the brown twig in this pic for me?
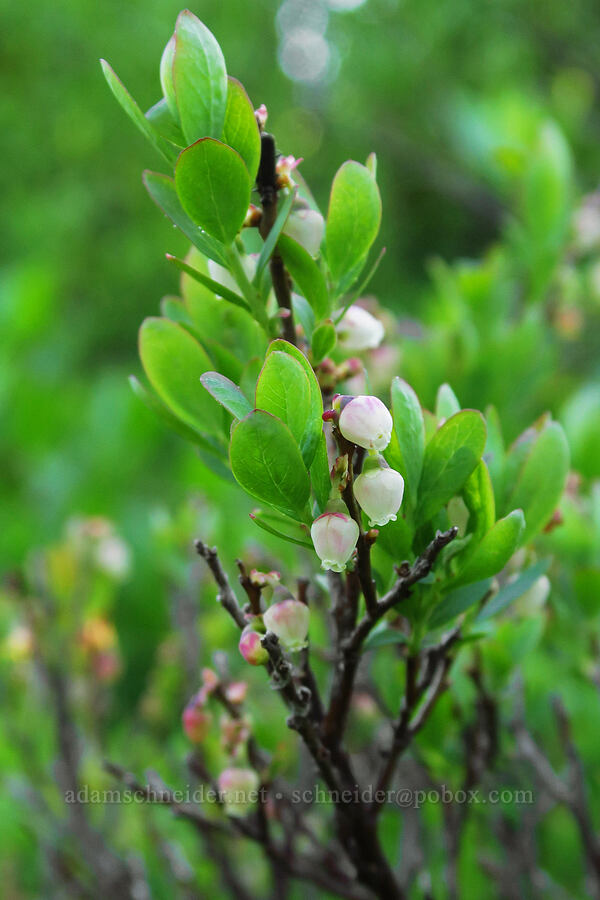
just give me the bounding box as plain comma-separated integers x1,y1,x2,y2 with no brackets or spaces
194,541,246,629
257,132,296,345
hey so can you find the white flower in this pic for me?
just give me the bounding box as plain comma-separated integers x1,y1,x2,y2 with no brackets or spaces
354,461,404,527
338,395,393,451
311,504,359,572
334,304,384,351
263,599,309,652
284,208,325,257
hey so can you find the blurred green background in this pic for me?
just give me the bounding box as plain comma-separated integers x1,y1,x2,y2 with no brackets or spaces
2,0,600,896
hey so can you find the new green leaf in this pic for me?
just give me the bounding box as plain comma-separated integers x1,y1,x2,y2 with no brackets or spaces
325,161,381,289
222,77,261,181
504,421,570,545
139,317,223,437
200,372,252,420
175,138,251,244
172,10,228,143
390,377,425,511
255,351,317,467
417,410,487,524
279,234,330,319
230,411,310,518
452,510,525,588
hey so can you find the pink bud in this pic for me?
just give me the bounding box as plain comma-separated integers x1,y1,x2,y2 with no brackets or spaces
311,504,359,573
334,304,385,351
338,395,393,451
225,681,248,704
263,599,309,652
354,460,404,526
255,103,268,130
201,668,219,692
239,625,269,666
218,768,259,817
182,703,213,743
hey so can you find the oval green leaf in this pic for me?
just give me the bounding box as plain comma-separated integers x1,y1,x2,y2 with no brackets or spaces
139,317,223,438
172,10,228,143
175,138,251,244
417,410,487,525
325,160,381,289
230,411,311,519
390,377,425,512
222,77,261,183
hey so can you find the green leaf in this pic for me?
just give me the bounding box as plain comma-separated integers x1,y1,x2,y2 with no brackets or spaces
363,622,408,652
429,579,493,630
249,509,313,548
139,317,223,437
462,460,495,545
265,340,323,464
376,515,414,562
159,34,178,120
230,411,310,518
254,189,296,282
160,296,193,325
255,351,315,466
483,404,505,501
129,375,226,456
311,320,336,365
417,410,487,525
222,77,261,183
435,383,461,420
325,160,381,288
504,421,570,545
278,234,330,319
172,10,228,143
291,294,315,341
142,171,226,265
165,253,250,312
477,560,550,622
239,358,263,403
145,98,185,146
175,138,250,244
200,372,252,420
390,377,425,511
100,60,177,165
452,510,525,588
310,431,331,512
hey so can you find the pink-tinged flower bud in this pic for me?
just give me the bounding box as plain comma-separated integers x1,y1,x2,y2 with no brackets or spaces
182,703,213,743
225,681,248,704
218,768,259,817
284,208,325,257
311,502,359,573
263,599,309,652
239,625,269,666
338,395,393,451
254,103,268,130
334,304,385,351
276,154,303,189
353,458,405,527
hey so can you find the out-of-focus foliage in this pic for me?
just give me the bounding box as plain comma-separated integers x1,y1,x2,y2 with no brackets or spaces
2,0,600,897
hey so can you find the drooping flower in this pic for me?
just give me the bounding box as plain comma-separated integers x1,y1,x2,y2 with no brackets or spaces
334,304,384,351
338,395,393,451
353,456,405,527
263,599,309,652
284,207,325,257
311,501,359,573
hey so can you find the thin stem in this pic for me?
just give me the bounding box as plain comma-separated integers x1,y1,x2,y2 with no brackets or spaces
225,244,270,333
